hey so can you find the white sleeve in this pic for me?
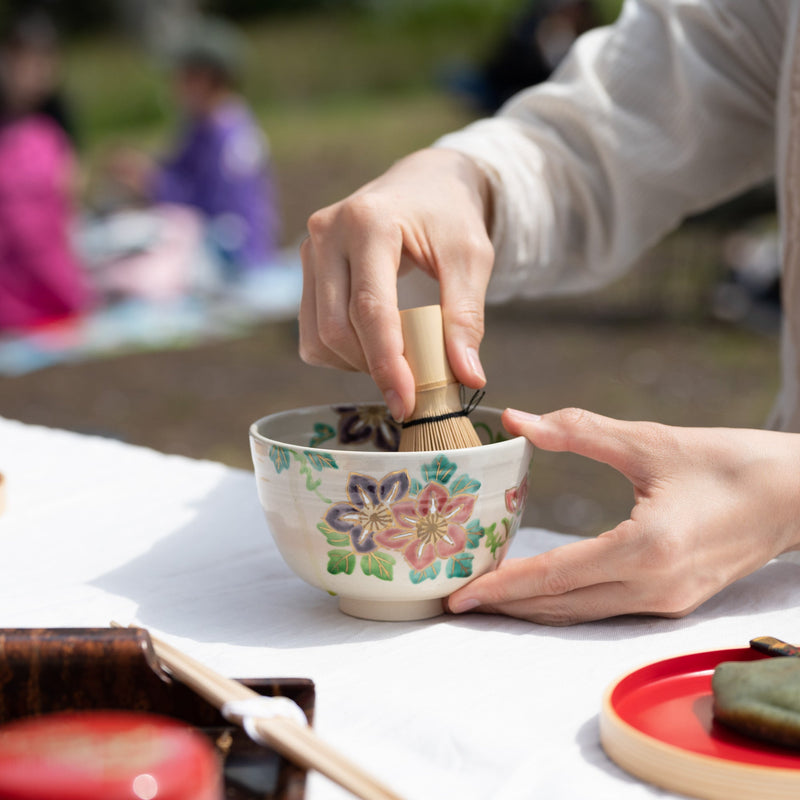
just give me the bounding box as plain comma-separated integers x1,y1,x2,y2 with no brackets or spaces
434,0,785,301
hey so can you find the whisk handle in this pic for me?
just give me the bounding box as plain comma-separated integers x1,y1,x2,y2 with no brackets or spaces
399,305,454,392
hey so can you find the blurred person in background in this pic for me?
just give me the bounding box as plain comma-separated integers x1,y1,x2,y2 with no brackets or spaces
455,0,599,114
300,1,800,625
102,17,279,292
0,11,90,330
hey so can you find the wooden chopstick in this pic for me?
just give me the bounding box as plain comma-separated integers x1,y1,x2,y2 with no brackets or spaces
110,622,404,800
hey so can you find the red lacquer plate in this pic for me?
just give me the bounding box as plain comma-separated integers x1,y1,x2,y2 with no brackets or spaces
0,711,221,800
600,648,800,800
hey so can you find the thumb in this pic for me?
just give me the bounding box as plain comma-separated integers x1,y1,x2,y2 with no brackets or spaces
438,242,493,391
502,407,662,479
441,297,487,390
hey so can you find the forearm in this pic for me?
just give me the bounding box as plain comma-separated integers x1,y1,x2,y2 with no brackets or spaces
435,0,782,301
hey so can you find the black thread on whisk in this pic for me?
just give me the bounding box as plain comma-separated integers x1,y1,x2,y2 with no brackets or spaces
400,388,486,429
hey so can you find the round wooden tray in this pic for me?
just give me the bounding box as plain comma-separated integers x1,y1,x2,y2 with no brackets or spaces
600,647,800,800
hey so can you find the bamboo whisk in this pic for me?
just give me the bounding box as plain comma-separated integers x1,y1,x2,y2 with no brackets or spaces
398,305,482,452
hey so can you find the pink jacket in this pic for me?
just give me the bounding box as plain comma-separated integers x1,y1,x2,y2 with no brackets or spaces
0,115,90,330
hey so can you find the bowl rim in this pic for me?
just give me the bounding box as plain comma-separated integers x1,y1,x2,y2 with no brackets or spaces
249,403,529,457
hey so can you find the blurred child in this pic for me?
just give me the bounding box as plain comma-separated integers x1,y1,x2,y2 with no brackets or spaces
0,13,90,330
108,18,279,280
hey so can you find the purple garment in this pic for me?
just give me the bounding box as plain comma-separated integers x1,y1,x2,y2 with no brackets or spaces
153,100,278,270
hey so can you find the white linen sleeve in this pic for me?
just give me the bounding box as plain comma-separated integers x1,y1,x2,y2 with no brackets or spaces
434,0,785,302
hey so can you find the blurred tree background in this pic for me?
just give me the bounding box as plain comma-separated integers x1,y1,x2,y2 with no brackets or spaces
44,0,618,241
1,0,627,243
0,0,780,537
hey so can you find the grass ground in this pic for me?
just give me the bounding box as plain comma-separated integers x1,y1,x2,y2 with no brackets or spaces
0,4,781,536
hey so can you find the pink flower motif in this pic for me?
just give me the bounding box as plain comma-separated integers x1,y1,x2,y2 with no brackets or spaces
376,482,475,570
505,473,529,515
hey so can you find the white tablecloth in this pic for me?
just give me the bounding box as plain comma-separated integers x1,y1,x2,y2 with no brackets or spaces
1,417,798,800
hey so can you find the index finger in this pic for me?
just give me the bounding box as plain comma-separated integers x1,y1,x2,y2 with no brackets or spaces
346,217,416,421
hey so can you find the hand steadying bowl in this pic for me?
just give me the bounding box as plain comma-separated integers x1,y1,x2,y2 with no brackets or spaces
250,404,533,621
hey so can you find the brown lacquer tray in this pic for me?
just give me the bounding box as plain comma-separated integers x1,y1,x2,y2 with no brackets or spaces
0,628,314,800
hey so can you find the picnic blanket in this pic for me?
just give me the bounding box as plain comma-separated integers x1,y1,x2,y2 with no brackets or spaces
0,260,302,376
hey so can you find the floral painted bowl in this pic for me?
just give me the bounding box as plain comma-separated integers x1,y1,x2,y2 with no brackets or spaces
249,404,533,621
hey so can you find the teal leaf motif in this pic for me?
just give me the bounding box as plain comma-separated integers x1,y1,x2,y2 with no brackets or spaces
269,445,292,473
310,422,336,448
317,521,350,548
360,551,396,581
409,562,441,584
446,552,474,579
484,522,500,555
327,549,356,575
485,519,513,559
506,515,522,543
422,455,456,485
465,519,485,549
304,450,339,471
268,447,332,503
295,452,331,503
410,478,423,496
450,474,481,495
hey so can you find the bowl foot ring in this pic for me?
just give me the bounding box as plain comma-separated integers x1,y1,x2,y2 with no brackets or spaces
338,596,444,621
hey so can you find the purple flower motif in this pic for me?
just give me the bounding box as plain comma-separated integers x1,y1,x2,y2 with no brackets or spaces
325,471,410,553
334,405,400,452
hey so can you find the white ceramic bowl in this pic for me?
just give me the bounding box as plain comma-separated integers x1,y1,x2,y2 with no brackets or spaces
250,403,533,621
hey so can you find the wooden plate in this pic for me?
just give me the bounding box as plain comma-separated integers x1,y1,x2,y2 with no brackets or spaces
600,647,800,800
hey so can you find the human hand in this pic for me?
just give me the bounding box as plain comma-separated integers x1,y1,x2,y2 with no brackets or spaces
299,148,494,421
446,408,800,625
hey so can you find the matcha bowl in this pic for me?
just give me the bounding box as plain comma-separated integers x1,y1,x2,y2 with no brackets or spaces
250,403,533,621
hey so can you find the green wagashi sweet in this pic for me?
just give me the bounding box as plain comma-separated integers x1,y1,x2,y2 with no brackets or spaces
712,657,800,749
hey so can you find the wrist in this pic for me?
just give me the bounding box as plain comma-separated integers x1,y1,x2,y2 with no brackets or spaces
768,431,800,555
784,435,800,552
392,148,494,232
444,149,493,232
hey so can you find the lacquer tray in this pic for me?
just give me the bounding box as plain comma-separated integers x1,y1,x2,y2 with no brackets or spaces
0,628,314,800
600,647,800,800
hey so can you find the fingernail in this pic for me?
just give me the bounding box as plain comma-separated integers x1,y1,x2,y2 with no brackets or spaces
385,390,405,422
505,408,542,423
448,597,480,614
466,347,486,384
